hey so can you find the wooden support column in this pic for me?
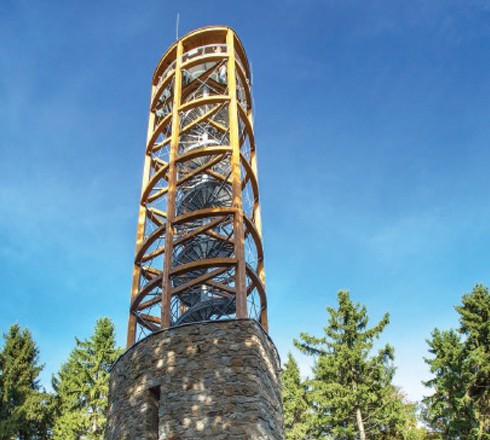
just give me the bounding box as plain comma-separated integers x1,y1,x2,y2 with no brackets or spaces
127,85,157,347
227,30,247,319
248,120,268,331
243,74,267,331
161,42,184,328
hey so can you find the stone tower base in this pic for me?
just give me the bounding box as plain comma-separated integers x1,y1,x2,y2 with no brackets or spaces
105,319,284,440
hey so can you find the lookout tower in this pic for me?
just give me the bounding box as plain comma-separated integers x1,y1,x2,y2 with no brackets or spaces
126,25,267,345
105,27,284,440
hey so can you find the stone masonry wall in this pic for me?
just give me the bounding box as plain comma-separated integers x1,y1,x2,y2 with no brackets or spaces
105,319,284,440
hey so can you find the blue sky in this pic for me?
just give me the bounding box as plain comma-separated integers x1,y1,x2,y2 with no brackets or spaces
1,0,490,402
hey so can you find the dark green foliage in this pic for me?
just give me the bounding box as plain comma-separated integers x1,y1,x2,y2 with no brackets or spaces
281,352,311,439
0,324,54,440
424,284,490,439
423,329,477,438
457,284,490,436
294,291,423,440
52,317,122,440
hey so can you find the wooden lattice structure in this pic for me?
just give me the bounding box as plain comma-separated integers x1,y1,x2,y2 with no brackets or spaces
127,26,266,346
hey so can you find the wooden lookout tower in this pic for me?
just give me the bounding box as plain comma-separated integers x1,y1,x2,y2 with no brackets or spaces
105,27,284,440
126,26,267,346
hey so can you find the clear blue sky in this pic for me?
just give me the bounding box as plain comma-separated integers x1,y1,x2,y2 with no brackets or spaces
1,0,490,402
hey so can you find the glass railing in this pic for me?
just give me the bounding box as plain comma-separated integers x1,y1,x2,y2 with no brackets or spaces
182,43,228,63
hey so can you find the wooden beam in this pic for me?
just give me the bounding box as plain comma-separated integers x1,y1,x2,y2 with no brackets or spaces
176,145,232,163
141,163,170,203
180,104,223,135
134,223,166,263
130,274,164,311
146,112,173,153
127,83,157,347
205,280,236,295
176,154,225,186
245,263,267,332
136,314,160,332
179,95,229,114
170,257,236,277
161,40,184,329
173,217,224,247
227,29,248,319
173,206,235,226
137,296,163,311
170,266,229,296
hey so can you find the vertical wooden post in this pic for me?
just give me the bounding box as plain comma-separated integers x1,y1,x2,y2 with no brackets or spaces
247,104,267,330
161,41,184,328
227,30,247,318
251,149,268,331
127,85,157,347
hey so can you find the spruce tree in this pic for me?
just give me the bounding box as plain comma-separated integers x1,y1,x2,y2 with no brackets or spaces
456,284,490,437
379,393,430,440
281,352,311,440
424,284,490,439
0,324,53,440
294,290,405,440
52,317,122,440
423,329,477,438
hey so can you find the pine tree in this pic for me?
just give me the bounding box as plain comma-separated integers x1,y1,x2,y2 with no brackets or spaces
0,324,53,440
281,352,311,440
52,317,122,440
294,290,407,440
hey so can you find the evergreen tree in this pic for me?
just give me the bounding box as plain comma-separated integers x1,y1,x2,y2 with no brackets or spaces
375,391,431,440
424,284,490,439
52,356,90,440
294,291,407,440
456,284,490,437
0,324,53,440
423,329,477,438
52,317,122,440
281,352,311,440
